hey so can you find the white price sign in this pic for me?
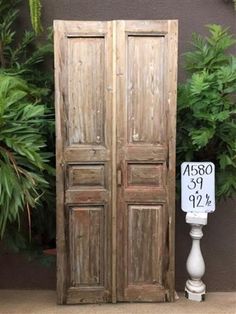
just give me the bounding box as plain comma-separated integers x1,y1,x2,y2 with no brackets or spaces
181,162,215,213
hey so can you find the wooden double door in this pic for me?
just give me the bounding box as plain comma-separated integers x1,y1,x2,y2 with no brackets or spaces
54,20,178,304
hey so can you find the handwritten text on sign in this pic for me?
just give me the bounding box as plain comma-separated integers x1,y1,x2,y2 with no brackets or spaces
181,162,215,213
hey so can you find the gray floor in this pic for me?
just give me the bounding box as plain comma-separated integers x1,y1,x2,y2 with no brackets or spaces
0,290,235,314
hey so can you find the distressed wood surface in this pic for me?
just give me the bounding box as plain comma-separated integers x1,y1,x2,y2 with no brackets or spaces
55,19,178,304
127,163,164,186
166,20,178,302
69,207,104,286
116,20,178,302
111,20,117,304
68,165,105,188
68,37,105,145
128,205,163,284
128,36,165,144
54,20,68,305
54,20,113,304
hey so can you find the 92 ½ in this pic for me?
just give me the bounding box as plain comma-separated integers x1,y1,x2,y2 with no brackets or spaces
182,163,213,176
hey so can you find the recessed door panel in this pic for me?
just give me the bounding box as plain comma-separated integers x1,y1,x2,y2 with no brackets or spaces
127,205,163,284
128,36,165,144
127,163,164,187
68,165,105,188
69,206,104,286
68,37,105,145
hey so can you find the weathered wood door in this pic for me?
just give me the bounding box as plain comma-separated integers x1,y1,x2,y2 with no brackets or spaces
115,20,177,303
54,20,178,305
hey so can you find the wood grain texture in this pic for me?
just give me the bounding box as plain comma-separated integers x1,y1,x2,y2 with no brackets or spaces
65,148,110,162
55,19,178,304
116,20,126,302
125,146,167,161
127,163,164,187
166,20,178,302
111,20,117,304
128,36,165,144
69,207,104,286
66,287,110,304
116,20,178,302
124,285,166,302
55,20,113,304
54,20,68,305
128,205,163,285
65,189,108,204
68,37,105,145
68,165,105,188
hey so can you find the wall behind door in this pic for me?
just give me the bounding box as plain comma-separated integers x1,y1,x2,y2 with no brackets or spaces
0,0,235,292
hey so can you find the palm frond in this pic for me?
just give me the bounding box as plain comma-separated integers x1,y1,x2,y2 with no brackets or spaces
28,0,43,34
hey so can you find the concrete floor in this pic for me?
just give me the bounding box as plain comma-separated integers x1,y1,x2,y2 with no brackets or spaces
0,290,235,314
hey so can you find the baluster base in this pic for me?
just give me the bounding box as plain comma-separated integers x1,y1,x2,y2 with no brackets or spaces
185,279,206,301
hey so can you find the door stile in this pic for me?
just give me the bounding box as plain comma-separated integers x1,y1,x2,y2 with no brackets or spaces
111,20,117,304
115,20,126,302
54,20,68,304
166,20,178,302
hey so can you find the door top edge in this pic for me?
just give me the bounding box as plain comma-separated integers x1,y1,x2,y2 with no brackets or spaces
53,19,178,24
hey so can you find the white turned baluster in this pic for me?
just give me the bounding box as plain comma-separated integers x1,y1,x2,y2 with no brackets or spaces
185,212,208,302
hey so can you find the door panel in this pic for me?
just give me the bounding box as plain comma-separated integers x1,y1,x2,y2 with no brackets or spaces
54,20,113,304
67,164,105,188
69,206,104,286
127,205,163,284
116,20,178,302
127,163,164,187
67,37,105,145
127,36,165,144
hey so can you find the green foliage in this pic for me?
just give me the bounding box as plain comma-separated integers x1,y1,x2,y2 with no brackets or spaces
28,0,43,34
184,25,236,72
0,1,52,73
0,0,55,255
233,0,236,10
177,24,236,199
0,74,53,237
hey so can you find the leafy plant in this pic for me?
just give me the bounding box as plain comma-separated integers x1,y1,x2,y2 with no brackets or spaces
233,0,236,10
0,0,55,256
0,1,52,76
177,24,236,198
0,74,52,237
0,0,43,36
